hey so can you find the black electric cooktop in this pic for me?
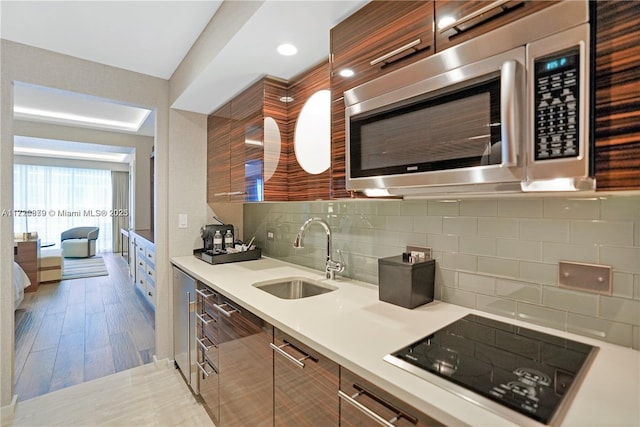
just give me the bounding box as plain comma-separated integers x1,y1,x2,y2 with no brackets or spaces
385,314,598,425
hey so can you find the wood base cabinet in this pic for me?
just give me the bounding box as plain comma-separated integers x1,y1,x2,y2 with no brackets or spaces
273,329,339,426
339,368,443,427
195,282,220,425
217,294,273,426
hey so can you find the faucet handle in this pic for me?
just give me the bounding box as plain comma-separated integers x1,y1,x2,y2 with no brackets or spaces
335,249,345,273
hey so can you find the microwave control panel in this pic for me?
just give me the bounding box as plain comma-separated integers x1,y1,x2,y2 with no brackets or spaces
533,47,580,161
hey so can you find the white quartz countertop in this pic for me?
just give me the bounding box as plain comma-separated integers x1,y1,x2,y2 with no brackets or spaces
171,255,640,427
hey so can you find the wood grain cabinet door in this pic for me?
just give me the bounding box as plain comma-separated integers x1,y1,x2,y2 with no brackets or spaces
217,295,273,427
207,102,231,203
594,0,640,191
273,329,339,426
339,368,443,427
434,0,558,52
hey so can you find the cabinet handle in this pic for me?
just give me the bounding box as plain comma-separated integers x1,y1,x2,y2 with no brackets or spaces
197,358,217,377
213,302,239,317
195,311,216,325
270,342,312,369
196,335,217,351
213,191,248,197
338,383,418,426
370,39,422,66
438,0,514,34
195,287,216,299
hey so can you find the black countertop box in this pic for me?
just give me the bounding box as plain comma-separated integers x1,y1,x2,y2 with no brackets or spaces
378,255,435,309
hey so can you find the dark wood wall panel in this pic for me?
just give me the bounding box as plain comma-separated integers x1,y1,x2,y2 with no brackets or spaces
287,60,331,201
207,103,231,203
263,78,290,201
595,1,640,190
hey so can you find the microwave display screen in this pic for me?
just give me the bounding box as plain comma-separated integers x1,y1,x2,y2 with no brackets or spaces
533,47,580,161
350,78,502,178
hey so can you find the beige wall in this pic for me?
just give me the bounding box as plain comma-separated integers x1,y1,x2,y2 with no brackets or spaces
13,120,154,230
0,39,172,407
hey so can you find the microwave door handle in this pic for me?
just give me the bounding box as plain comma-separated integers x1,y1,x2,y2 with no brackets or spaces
500,59,518,167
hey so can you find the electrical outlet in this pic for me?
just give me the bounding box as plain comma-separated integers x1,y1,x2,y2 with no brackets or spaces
559,261,612,295
266,231,275,241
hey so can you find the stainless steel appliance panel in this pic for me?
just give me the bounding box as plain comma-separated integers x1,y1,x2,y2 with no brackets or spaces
172,266,197,389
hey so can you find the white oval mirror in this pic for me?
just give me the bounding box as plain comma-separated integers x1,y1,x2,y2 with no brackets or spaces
263,116,281,182
294,89,330,175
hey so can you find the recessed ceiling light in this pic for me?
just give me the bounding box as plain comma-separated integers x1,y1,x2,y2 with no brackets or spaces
14,146,129,162
279,96,294,103
277,43,298,56
339,69,355,78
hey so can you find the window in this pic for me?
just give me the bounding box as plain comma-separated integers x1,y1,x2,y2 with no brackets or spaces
14,164,114,252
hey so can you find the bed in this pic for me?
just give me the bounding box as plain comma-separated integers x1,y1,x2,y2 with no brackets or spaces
13,261,31,309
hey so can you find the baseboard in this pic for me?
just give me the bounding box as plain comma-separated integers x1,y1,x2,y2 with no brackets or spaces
0,394,18,419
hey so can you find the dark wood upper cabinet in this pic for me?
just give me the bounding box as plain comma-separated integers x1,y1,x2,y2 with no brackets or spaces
287,60,331,201
330,1,435,199
207,78,289,203
434,1,557,52
330,1,435,102
594,0,640,191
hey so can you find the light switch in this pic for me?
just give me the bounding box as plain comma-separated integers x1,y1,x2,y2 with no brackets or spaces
178,214,188,229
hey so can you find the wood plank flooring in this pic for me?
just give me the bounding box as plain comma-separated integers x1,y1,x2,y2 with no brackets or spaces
2,360,215,427
13,252,155,401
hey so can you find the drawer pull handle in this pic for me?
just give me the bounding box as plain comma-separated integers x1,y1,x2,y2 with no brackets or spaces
370,39,421,66
195,288,216,299
270,341,313,369
438,0,515,34
195,311,216,325
213,191,248,197
196,358,217,377
213,302,239,317
196,335,217,351
338,383,418,426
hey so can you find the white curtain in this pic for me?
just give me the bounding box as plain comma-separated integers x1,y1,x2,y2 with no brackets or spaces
111,171,129,251
13,164,113,252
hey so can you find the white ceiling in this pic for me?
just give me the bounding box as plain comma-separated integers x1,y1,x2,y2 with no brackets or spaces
1,0,367,117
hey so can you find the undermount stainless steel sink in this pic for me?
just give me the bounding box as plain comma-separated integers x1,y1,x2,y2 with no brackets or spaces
252,277,337,300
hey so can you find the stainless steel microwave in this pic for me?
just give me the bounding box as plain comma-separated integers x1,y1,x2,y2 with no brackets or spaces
345,1,593,197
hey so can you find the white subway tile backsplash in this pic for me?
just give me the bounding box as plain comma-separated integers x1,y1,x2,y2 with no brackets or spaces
459,235,496,256
570,220,634,246
542,287,599,317
443,216,477,235
442,252,477,271
245,195,640,350
441,286,476,308
427,233,459,253
477,256,519,278
543,198,600,219
600,296,640,326
496,238,542,262
413,215,443,234
478,217,519,238
498,199,543,218
496,279,542,304
459,273,495,295
517,303,567,330
567,314,633,347
600,246,640,274
476,295,516,318
612,272,635,299
460,199,498,217
428,200,459,216
542,242,598,264
520,219,570,243
387,215,414,232
519,261,558,286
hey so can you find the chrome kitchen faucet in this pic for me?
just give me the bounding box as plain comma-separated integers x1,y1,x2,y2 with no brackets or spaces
293,217,345,280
